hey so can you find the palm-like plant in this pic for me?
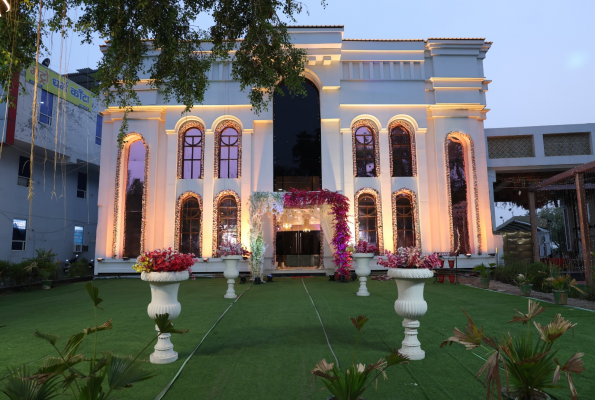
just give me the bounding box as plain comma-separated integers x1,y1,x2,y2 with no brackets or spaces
311,316,409,400
1,282,187,399
441,300,585,400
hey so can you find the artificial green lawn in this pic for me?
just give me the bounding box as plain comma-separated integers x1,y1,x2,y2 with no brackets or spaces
1,277,594,399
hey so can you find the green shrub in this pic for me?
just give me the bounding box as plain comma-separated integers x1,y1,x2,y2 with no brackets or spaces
67,261,91,278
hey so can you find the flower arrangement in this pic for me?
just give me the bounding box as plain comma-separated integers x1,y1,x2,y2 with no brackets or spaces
132,248,196,273
216,240,249,257
352,240,378,254
377,247,440,269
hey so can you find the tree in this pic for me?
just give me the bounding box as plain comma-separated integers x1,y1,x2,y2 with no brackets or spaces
0,0,326,145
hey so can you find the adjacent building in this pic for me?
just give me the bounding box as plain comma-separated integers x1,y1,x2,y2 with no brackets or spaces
0,64,102,263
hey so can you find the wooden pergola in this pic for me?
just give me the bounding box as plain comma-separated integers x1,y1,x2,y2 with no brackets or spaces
528,160,595,283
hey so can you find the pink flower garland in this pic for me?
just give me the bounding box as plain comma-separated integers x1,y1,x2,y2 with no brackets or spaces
284,189,352,276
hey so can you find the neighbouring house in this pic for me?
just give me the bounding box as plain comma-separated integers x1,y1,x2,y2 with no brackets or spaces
486,123,595,268
0,64,102,264
95,25,500,275
495,216,552,260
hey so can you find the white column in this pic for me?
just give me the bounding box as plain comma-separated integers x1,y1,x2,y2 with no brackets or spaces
163,132,178,249
415,128,432,253
241,130,252,249
378,129,394,252
202,129,215,257
341,129,355,239
95,115,114,264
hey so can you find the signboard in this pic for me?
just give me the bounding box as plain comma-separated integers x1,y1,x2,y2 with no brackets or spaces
25,64,94,111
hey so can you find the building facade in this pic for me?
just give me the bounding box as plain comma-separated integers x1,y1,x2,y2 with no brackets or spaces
0,65,102,263
95,26,499,274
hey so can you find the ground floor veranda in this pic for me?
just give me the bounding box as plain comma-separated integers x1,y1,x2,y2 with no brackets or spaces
2,277,593,399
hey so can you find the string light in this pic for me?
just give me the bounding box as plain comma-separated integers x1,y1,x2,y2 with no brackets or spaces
392,188,421,251
351,119,381,177
174,191,203,256
177,121,205,179
387,119,417,178
212,189,241,256
112,133,149,258
213,120,243,179
444,132,482,255
354,188,384,253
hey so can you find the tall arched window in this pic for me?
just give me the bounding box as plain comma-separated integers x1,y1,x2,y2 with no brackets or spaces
354,126,376,177
394,194,415,247
123,139,146,258
180,197,201,254
217,195,238,245
447,136,471,254
391,127,412,177
219,127,239,178
357,194,378,245
182,127,203,179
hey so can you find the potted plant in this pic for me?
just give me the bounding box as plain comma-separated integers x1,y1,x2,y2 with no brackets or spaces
311,316,409,400
132,248,196,364
516,273,534,297
377,247,440,360
217,240,249,299
473,263,493,289
543,274,584,305
350,241,378,297
441,299,585,399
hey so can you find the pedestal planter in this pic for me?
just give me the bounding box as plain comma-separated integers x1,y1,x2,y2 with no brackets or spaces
479,277,491,289
141,270,189,364
553,290,569,305
520,283,533,297
41,280,52,290
353,253,374,296
387,268,433,361
222,255,242,299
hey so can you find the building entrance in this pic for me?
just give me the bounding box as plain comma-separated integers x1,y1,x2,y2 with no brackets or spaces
274,207,322,269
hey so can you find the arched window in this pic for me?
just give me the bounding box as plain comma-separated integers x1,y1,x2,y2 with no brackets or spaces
217,195,238,246
180,197,201,255
123,139,146,258
354,126,376,177
391,127,412,177
394,195,415,247
357,194,378,245
447,136,471,254
182,127,203,179
219,127,239,178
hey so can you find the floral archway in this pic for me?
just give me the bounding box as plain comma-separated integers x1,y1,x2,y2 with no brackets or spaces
248,189,351,279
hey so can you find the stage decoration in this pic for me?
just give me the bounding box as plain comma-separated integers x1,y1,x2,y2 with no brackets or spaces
212,189,241,256
112,133,149,258
248,191,285,277
392,188,421,249
284,189,352,276
213,119,242,179
388,119,417,177
174,191,203,256
444,131,482,255
354,188,384,253
177,121,205,179
351,119,381,178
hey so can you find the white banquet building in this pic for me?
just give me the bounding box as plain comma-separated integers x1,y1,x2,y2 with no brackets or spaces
94,25,500,275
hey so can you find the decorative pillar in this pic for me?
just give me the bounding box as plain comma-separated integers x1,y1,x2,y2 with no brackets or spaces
576,173,593,283
202,129,215,257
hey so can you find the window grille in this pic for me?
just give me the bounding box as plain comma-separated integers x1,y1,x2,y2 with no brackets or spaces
543,133,591,156
487,136,534,159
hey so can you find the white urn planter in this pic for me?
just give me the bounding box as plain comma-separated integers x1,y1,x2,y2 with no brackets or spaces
141,270,189,364
221,255,242,299
387,268,433,361
353,253,374,296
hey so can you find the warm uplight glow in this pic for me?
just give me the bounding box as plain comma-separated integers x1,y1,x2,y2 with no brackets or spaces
1,0,10,17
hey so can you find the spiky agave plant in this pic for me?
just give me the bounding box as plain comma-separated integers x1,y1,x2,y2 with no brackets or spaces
441,300,585,400
311,316,409,400
1,282,187,400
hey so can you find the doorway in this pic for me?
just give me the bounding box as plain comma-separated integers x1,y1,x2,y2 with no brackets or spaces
276,230,321,268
